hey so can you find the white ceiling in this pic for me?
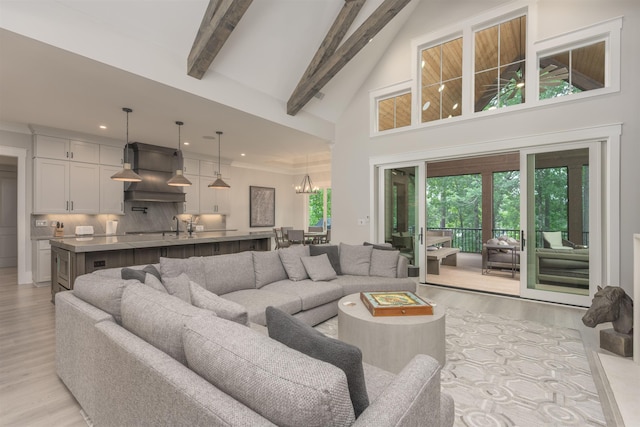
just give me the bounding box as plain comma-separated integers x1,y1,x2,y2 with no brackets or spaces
0,0,416,172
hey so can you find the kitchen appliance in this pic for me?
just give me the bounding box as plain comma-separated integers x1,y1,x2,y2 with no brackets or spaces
106,220,118,235
75,225,94,236
124,142,186,203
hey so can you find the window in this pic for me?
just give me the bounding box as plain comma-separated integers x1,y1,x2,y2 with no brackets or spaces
377,92,411,131
538,41,605,100
474,15,526,112
420,37,462,122
308,188,331,229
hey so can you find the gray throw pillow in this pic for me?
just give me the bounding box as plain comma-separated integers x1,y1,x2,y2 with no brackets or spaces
161,272,192,303
278,245,310,281
121,264,160,282
266,306,369,417
309,244,342,275
159,257,206,288
144,273,168,293
369,249,399,278
73,275,139,324
300,254,338,281
339,243,373,276
189,281,249,326
252,250,288,288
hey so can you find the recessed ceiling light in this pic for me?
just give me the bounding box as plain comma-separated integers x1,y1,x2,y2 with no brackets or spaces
183,141,190,146
438,84,445,92
241,153,246,157
99,125,107,129
452,103,458,110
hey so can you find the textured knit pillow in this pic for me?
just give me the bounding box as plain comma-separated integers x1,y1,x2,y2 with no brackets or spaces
309,244,342,275
144,273,168,293
73,275,139,324
121,264,161,282
253,250,288,288
189,281,249,326
300,254,338,281
278,245,310,281
161,272,192,303
266,306,369,417
159,257,206,287
369,248,399,278
339,243,373,276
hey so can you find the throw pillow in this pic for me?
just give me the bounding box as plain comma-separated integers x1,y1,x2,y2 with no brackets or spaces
265,306,369,417
339,243,373,276
144,273,168,293
300,254,338,281
309,244,342,275
183,315,355,427
121,283,214,365
189,281,249,326
278,245,310,281
252,250,288,288
363,242,395,251
73,275,139,324
159,257,206,288
369,248,399,278
161,272,192,303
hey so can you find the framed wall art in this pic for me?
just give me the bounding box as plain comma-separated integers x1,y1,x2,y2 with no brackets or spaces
249,186,275,227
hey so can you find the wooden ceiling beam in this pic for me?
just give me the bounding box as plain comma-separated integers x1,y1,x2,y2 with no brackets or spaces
291,0,366,97
287,0,411,116
188,0,253,80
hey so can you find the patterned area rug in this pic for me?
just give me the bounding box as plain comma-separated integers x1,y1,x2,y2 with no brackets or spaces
315,307,605,426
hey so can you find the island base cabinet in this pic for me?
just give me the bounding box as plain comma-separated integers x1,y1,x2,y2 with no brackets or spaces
134,246,195,265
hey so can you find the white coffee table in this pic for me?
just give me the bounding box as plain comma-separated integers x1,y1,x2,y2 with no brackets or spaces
338,293,446,373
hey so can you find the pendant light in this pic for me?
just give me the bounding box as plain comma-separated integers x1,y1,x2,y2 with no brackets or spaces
295,152,319,194
167,121,192,186
208,131,230,189
110,107,142,182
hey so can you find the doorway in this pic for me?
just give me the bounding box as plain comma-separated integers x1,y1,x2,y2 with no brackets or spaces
0,156,18,268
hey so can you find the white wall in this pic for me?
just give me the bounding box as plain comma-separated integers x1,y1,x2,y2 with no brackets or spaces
332,0,640,295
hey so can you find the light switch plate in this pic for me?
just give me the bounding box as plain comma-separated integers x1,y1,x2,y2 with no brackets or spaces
35,220,47,227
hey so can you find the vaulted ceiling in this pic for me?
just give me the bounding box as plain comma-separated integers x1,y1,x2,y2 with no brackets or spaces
0,0,418,172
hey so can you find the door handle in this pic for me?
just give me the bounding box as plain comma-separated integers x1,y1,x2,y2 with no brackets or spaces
419,227,424,245
521,230,526,250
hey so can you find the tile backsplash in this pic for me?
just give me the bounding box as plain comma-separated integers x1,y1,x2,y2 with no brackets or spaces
31,201,226,239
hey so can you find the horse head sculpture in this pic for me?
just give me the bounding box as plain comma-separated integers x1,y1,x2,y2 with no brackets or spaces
582,286,634,334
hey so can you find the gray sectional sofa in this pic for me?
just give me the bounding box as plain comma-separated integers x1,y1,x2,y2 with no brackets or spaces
56,243,454,426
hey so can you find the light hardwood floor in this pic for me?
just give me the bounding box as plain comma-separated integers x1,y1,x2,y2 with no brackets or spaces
0,266,618,426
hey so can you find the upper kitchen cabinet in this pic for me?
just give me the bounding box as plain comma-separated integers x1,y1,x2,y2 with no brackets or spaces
198,178,231,214
100,145,124,166
182,158,200,175
34,135,99,163
99,165,124,214
183,174,200,214
33,158,100,214
199,160,231,179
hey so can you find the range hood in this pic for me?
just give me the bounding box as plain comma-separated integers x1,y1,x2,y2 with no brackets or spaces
124,142,186,203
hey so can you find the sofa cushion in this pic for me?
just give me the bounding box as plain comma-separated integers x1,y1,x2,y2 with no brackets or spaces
159,257,206,288
339,243,373,276
203,252,256,295
278,245,310,281
262,279,344,311
189,281,249,326
301,254,338,281
183,315,356,427
309,244,342,275
266,306,369,417
252,250,288,288
221,289,302,326
161,273,192,303
120,283,215,365
369,249,399,278
334,275,416,295
363,242,395,251
73,275,140,324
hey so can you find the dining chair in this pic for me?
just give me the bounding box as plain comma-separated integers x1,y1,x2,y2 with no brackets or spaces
273,228,290,249
320,229,331,244
308,226,323,232
287,229,304,245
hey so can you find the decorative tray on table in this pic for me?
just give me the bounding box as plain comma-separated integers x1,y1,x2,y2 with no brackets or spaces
360,291,433,316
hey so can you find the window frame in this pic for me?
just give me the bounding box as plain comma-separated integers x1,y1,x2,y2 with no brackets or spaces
370,81,412,135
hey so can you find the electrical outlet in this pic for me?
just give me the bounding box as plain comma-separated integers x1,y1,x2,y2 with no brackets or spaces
51,221,58,226
35,220,47,227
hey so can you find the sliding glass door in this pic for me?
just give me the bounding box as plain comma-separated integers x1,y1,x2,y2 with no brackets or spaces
520,143,600,306
377,163,425,281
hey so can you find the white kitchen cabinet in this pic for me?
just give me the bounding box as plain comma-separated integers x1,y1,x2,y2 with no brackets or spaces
33,158,100,214
34,135,100,163
100,165,124,214
198,179,230,214
35,240,51,283
183,174,200,214
100,145,124,166
199,160,231,179
183,158,199,175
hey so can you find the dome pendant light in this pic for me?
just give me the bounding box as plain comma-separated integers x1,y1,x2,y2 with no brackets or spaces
111,107,142,182
208,131,230,189
167,121,192,187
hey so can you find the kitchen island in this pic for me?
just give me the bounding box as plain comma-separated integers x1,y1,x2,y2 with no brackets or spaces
49,231,274,301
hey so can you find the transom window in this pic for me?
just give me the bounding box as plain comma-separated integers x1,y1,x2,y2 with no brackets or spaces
420,37,462,123
377,92,411,131
474,15,527,111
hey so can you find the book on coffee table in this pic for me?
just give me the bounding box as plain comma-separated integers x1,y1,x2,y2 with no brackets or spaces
360,291,433,316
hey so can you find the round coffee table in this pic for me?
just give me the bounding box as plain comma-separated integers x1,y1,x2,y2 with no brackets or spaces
337,293,446,373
